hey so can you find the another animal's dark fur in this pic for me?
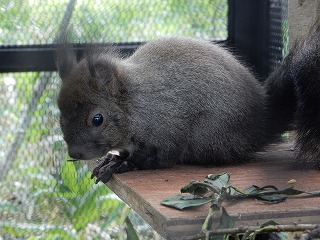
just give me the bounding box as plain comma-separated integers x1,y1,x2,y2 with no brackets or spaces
290,19,320,168
56,19,320,171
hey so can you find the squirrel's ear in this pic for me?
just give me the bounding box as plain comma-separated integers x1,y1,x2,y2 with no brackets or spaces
55,31,77,80
87,57,123,97
55,44,77,80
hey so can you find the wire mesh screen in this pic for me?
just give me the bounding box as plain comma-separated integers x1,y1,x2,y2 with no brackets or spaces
269,0,288,71
1,0,228,45
1,0,228,238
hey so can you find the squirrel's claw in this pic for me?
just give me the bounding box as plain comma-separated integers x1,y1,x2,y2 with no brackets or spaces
92,158,123,184
91,149,134,184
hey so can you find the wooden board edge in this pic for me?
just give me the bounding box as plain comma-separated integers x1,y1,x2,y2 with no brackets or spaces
106,175,170,237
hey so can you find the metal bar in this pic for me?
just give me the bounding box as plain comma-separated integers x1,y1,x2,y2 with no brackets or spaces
0,43,141,73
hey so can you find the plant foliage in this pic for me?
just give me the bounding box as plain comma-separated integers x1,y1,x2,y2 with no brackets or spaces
161,173,320,239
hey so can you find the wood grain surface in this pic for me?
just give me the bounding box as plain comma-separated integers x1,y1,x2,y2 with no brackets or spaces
106,142,320,239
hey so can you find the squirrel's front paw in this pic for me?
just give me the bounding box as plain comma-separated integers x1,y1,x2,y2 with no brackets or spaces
91,149,135,184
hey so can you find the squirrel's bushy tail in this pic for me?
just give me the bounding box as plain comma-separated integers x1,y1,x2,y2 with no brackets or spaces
263,47,296,142
291,19,320,168
265,18,320,168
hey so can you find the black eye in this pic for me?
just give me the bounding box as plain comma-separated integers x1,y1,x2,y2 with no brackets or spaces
92,113,103,127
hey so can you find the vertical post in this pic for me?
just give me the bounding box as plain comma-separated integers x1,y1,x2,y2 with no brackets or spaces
228,0,270,79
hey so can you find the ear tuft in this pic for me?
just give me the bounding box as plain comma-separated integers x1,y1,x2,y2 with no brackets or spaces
55,31,77,80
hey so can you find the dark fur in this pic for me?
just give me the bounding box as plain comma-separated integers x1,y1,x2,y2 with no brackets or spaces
290,19,320,168
55,19,320,171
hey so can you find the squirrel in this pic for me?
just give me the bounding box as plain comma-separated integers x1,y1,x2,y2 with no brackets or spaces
56,19,320,183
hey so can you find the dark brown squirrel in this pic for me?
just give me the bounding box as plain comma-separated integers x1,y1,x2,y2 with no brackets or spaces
56,20,320,183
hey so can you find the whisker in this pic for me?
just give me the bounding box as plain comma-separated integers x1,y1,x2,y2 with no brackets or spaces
67,158,83,162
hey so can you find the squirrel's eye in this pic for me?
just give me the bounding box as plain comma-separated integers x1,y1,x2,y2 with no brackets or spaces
92,113,103,127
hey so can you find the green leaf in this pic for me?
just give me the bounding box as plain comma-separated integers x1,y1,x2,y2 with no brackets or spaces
244,220,280,239
71,184,107,231
256,194,287,203
161,194,211,210
180,173,231,197
98,194,123,212
259,220,278,228
307,190,320,196
242,185,264,194
218,207,235,229
205,173,230,189
28,172,57,190
44,229,76,240
125,216,140,240
181,181,214,196
0,221,74,239
61,160,79,194
241,185,278,195
230,185,307,203
77,171,94,195
101,203,125,228
276,187,305,195
201,205,234,239
241,229,254,240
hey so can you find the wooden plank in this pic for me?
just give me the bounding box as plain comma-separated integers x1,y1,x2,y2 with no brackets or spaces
106,142,320,240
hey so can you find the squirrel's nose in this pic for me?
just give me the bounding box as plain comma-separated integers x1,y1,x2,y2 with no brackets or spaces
68,146,84,160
